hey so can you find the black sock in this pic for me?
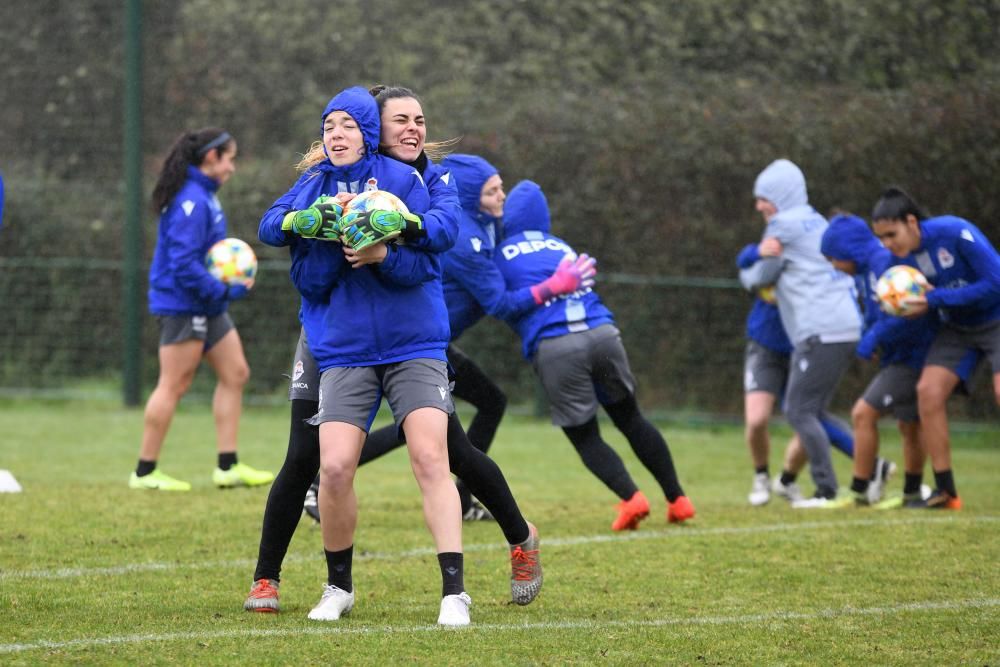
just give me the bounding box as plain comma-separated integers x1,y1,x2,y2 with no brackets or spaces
903,472,923,496
135,459,156,477
218,452,238,471
325,545,353,592
933,469,958,497
437,552,465,597
780,471,797,486
851,476,870,494
755,465,769,476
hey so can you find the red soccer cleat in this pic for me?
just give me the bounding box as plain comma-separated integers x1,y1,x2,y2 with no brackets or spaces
612,491,650,531
667,495,696,523
925,489,962,510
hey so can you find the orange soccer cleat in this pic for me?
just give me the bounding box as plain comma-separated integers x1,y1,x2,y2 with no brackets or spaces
244,578,280,613
611,490,650,531
667,495,696,523
924,489,962,510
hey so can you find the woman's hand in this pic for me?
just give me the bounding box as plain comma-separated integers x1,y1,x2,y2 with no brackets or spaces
344,242,388,268
758,237,783,257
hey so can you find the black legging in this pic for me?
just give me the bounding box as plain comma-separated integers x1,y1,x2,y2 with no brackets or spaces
253,400,528,582
560,393,684,503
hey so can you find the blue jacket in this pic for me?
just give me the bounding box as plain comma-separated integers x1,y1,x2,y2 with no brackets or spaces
901,215,1000,328
736,244,793,355
147,166,229,316
258,86,446,370
820,214,935,369
496,180,614,359
438,154,538,340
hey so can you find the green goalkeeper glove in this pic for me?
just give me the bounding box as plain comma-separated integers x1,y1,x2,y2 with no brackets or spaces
340,209,425,250
281,196,344,239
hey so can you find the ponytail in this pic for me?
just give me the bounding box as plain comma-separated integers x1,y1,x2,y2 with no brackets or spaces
151,127,231,212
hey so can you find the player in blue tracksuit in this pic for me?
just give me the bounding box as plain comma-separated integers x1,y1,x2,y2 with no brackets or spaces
496,179,695,530
431,154,596,517
820,214,943,506
257,85,470,626
736,242,858,506
249,90,543,617
871,186,1000,510
132,128,273,493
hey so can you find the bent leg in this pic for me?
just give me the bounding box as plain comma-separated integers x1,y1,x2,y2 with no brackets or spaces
445,413,529,545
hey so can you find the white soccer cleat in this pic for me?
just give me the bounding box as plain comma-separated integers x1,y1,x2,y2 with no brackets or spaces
748,472,771,506
865,458,897,505
307,584,354,621
771,477,804,503
437,592,472,627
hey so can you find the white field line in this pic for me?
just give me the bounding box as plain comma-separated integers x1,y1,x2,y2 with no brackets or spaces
1,598,997,654
1,515,995,582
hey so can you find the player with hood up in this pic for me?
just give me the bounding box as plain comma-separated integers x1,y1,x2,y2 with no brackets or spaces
870,186,1000,510
259,85,469,626
740,159,862,506
496,179,695,529
736,242,858,506
433,153,594,514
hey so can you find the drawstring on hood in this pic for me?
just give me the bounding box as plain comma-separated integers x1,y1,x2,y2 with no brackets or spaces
754,159,808,212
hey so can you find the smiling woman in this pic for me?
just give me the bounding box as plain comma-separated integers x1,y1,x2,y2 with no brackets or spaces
252,85,472,626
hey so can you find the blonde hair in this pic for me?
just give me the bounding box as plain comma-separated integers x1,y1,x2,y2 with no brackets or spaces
295,141,327,173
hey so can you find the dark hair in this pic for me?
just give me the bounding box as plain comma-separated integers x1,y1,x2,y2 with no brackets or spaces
151,127,233,212
369,84,419,112
871,186,929,223
368,84,459,161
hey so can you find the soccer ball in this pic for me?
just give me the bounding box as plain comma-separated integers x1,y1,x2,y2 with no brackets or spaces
343,189,410,218
875,265,929,316
206,237,257,286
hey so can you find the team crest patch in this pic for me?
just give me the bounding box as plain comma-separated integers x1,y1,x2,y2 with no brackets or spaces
292,360,304,381
937,247,955,269
470,237,482,252
365,177,378,192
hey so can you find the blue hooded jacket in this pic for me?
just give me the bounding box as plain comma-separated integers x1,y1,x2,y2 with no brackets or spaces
496,180,613,359
820,213,935,369
899,216,1000,328
438,154,537,340
147,165,230,317
736,244,792,355
259,86,445,370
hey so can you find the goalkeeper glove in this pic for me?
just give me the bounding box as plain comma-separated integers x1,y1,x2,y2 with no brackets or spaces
340,209,425,250
530,253,597,305
281,196,344,239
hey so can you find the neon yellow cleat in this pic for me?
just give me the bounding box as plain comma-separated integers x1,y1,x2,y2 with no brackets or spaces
129,469,192,491
213,462,275,488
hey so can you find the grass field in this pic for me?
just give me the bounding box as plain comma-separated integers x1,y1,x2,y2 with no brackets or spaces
0,400,997,665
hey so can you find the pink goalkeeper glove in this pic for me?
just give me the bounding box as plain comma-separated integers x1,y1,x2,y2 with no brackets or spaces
530,253,597,305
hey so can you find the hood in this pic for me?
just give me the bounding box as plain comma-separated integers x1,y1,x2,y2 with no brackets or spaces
320,86,380,158
502,180,550,239
440,153,498,215
753,158,808,211
820,213,884,270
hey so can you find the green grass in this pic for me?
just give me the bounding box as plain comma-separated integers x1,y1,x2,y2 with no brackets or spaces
0,401,997,665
